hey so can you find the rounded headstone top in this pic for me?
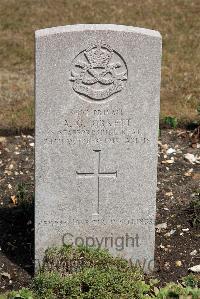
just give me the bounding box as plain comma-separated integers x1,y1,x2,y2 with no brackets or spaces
35,24,161,39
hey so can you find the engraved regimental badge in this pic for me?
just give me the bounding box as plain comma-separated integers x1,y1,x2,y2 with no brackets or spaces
70,42,128,101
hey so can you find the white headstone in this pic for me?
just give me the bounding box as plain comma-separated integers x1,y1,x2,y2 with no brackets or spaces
35,24,162,272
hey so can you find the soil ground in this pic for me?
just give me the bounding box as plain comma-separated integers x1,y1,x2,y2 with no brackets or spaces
0,128,199,292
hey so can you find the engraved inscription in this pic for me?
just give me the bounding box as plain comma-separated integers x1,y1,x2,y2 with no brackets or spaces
76,150,117,215
38,218,154,226
70,42,128,101
43,107,150,147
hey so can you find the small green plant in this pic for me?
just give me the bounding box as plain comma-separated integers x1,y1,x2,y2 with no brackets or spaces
4,247,200,298
183,274,200,288
33,267,150,299
35,245,149,298
164,116,178,128
7,288,34,299
16,183,28,204
42,245,130,275
16,182,33,214
156,282,200,298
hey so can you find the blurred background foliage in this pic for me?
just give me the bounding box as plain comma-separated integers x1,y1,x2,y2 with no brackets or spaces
0,0,199,130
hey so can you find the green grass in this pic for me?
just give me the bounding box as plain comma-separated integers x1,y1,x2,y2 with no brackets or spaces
2,246,200,298
41,245,130,275
0,0,200,130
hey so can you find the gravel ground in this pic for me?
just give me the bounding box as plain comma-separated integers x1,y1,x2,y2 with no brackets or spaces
0,128,199,291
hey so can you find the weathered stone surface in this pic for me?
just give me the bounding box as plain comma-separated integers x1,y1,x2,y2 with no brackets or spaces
35,24,162,272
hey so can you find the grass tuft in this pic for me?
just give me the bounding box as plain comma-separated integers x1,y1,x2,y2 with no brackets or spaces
3,245,200,298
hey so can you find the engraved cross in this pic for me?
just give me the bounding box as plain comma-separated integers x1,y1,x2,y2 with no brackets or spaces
76,150,117,215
